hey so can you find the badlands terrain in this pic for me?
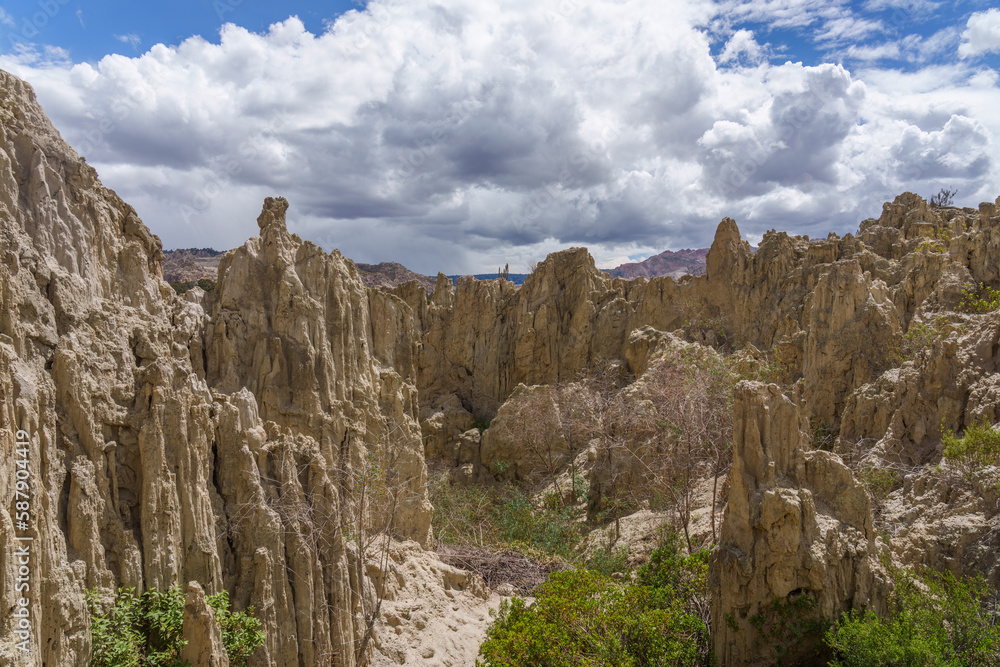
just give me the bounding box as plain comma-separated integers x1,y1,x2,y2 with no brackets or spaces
1,66,999,666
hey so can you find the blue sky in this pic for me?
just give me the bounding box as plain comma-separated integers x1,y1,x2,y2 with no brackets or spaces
0,1,360,60
0,0,998,273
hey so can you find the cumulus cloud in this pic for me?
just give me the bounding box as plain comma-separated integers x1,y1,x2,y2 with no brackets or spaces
0,0,997,273
959,9,1000,58
718,29,767,65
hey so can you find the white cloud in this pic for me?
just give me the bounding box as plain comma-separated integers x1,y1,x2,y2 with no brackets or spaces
844,42,901,62
959,8,1000,58
0,0,997,273
718,29,767,65
114,33,142,50
0,8,15,28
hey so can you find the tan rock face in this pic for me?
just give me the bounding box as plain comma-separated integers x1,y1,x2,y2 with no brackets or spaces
180,581,230,667
710,382,876,667
0,70,429,667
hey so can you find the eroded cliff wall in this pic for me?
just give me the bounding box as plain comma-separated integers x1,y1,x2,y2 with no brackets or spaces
0,71,429,667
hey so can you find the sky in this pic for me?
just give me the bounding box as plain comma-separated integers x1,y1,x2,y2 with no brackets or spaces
0,0,998,274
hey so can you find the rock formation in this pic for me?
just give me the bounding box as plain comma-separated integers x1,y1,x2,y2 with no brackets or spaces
180,581,230,667
162,248,224,284
710,383,875,666
0,70,428,667
3,62,1000,667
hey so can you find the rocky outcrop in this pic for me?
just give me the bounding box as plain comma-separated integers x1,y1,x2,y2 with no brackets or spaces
180,581,230,667
163,248,224,284
711,382,876,666
0,70,429,667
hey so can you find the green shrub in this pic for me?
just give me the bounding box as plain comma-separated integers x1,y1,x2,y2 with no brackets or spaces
959,283,1000,314
206,590,265,667
943,419,1000,470
430,472,585,559
584,534,630,577
170,278,216,295
494,488,583,558
88,586,265,667
477,531,711,667
826,566,1000,666
88,587,187,667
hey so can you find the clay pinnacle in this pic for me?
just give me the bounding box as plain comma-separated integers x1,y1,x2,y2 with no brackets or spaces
257,196,289,230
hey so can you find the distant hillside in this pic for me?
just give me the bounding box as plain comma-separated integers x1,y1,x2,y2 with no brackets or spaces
607,248,709,280
356,262,437,295
163,248,224,283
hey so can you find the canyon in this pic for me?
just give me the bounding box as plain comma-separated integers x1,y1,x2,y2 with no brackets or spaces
1,67,999,666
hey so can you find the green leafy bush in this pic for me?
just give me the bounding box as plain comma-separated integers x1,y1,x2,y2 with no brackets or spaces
584,534,630,577
206,590,265,667
88,587,187,667
943,419,1000,470
88,586,265,667
959,283,1000,314
170,278,216,295
826,565,1000,666
477,532,711,667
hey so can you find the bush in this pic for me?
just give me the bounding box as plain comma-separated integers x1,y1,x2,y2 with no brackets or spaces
88,587,186,667
930,187,957,207
943,419,1000,470
430,471,585,559
88,586,265,667
826,565,1000,666
958,283,1000,314
206,590,265,667
170,278,216,295
477,531,711,667
584,534,630,577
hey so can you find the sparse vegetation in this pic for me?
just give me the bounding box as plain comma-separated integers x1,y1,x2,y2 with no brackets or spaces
826,563,1000,666
943,418,1000,471
431,469,586,561
87,585,264,667
930,187,958,207
477,531,711,667
750,594,830,665
170,278,216,295
959,282,1000,314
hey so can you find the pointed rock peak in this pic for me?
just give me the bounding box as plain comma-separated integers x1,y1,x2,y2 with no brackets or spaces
432,272,454,307
714,217,741,246
257,196,289,230
706,217,746,281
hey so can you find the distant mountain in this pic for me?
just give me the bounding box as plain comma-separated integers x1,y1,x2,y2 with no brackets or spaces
163,248,224,283
607,248,709,280
356,262,437,295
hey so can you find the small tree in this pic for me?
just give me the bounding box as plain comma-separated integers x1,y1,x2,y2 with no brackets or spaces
930,187,957,207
